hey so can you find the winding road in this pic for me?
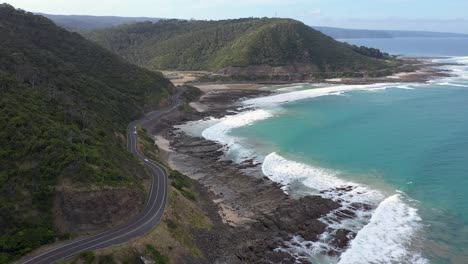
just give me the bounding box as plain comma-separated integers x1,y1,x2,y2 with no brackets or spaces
20,95,183,264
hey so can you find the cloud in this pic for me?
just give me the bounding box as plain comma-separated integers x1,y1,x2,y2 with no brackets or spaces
309,8,321,15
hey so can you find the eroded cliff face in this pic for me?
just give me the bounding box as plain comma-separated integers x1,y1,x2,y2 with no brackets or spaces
53,186,145,234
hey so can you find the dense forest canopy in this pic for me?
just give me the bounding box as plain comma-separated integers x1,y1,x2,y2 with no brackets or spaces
85,18,395,72
0,4,173,263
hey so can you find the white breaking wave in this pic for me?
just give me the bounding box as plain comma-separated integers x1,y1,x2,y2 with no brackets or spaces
262,152,384,204
452,56,468,64
431,56,468,86
263,153,426,264
243,83,398,107
201,109,275,162
338,195,426,264
181,80,424,139
275,83,326,92
189,81,436,263
433,56,468,64
395,84,416,89
175,117,221,137
276,85,306,92
435,82,468,88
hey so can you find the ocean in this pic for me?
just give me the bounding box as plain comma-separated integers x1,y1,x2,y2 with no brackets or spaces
340,37,468,57
179,40,468,263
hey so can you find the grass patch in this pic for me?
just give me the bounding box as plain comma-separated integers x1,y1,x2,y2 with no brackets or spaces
169,171,191,190
164,217,203,258
177,103,194,112
79,130,212,263
169,170,196,201
181,85,203,102
71,251,95,264
145,244,169,264
180,189,196,201
70,183,211,263
97,255,116,264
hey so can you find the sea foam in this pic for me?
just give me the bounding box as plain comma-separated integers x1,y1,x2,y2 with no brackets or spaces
190,82,431,263
243,83,397,107
262,152,384,204
200,109,275,162
338,195,426,264
175,117,221,137
263,153,426,263
431,56,468,86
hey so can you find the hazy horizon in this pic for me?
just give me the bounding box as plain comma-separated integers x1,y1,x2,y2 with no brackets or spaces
4,0,468,34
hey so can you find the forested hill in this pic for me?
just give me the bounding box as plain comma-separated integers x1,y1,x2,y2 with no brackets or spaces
85,18,396,74
0,4,173,263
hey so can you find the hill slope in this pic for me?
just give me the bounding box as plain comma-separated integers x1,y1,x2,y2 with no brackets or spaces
85,18,397,76
315,26,468,39
0,4,174,263
39,13,162,30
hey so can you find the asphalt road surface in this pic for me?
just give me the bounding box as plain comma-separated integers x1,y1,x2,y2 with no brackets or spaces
20,97,183,264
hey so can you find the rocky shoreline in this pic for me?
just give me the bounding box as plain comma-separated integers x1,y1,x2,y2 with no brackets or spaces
191,58,453,86
145,60,454,262
144,88,374,263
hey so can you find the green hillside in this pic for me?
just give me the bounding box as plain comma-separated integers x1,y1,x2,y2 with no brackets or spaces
0,4,174,263
86,18,396,74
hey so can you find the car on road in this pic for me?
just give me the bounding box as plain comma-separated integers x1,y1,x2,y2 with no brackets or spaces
134,131,137,134
144,158,149,162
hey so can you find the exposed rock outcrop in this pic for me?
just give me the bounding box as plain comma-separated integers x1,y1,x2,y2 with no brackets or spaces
143,88,363,263
53,187,145,234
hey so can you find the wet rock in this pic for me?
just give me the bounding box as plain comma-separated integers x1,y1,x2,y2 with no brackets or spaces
349,202,373,211
266,251,297,263
334,209,356,220
148,88,354,263
332,229,356,249
298,258,313,264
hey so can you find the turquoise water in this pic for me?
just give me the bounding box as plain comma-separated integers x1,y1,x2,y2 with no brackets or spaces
232,84,468,263
215,57,468,263
198,55,468,263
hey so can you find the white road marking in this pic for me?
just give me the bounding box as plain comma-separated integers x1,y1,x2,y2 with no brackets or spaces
22,115,171,264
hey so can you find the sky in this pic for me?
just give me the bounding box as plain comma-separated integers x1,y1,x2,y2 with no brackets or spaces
4,0,468,33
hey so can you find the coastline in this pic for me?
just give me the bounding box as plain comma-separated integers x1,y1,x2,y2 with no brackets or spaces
145,60,454,263
186,58,453,87
145,88,348,263
145,86,376,263
4,6,468,263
